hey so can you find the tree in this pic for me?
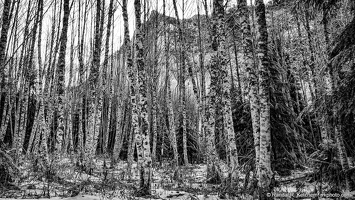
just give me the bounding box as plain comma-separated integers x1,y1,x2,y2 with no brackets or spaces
150,8,159,164
210,0,240,189
77,0,89,160
163,0,179,167
172,0,189,166
238,0,261,186
85,0,105,172
216,0,239,187
196,1,207,162
255,0,273,199
26,0,45,156
0,0,13,141
135,0,152,195
204,0,229,185
101,0,115,155
56,0,70,154
116,0,142,178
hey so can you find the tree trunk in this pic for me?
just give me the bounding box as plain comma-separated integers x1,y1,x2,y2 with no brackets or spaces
15,0,34,157
86,0,105,171
119,0,142,174
203,0,232,185
196,2,207,163
135,0,152,195
0,0,12,115
212,0,239,187
102,0,115,155
0,0,14,144
255,0,272,199
163,0,179,167
172,0,189,166
77,0,88,161
238,0,260,184
55,0,70,155
151,11,159,164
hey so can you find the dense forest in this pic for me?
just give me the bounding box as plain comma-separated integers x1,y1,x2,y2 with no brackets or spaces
0,0,355,199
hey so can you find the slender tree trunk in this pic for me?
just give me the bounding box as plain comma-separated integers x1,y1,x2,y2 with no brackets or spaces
303,8,317,103
119,1,143,177
29,0,44,155
196,2,207,163
0,0,13,141
322,5,335,146
151,11,159,164
43,0,59,153
24,7,42,154
212,0,240,188
116,0,141,168
255,0,272,199
203,0,232,185
135,0,152,195
335,123,351,190
85,0,105,171
163,0,179,167
15,0,34,159
101,0,115,155
172,0,189,166
66,8,76,158
0,0,12,91
55,0,70,155
0,11,19,143
111,93,121,161
238,0,261,185
232,38,243,103
22,0,41,153
77,0,88,161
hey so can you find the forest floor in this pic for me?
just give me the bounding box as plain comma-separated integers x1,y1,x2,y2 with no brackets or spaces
1,157,355,200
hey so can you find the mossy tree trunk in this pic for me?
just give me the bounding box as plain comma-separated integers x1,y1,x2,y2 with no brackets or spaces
135,0,152,195
255,0,273,199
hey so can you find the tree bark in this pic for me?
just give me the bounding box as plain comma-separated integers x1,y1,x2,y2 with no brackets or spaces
196,2,207,163
117,0,141,169
0,0,13,141
238,0,260,184
212,0,240,188
255,0,272,199
204,0,230,185
172,0,189,166
85,0,105,171
102,0,115,155
55,0,70,154
163,0,179,167
135,0,152,195
151,10,159,164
